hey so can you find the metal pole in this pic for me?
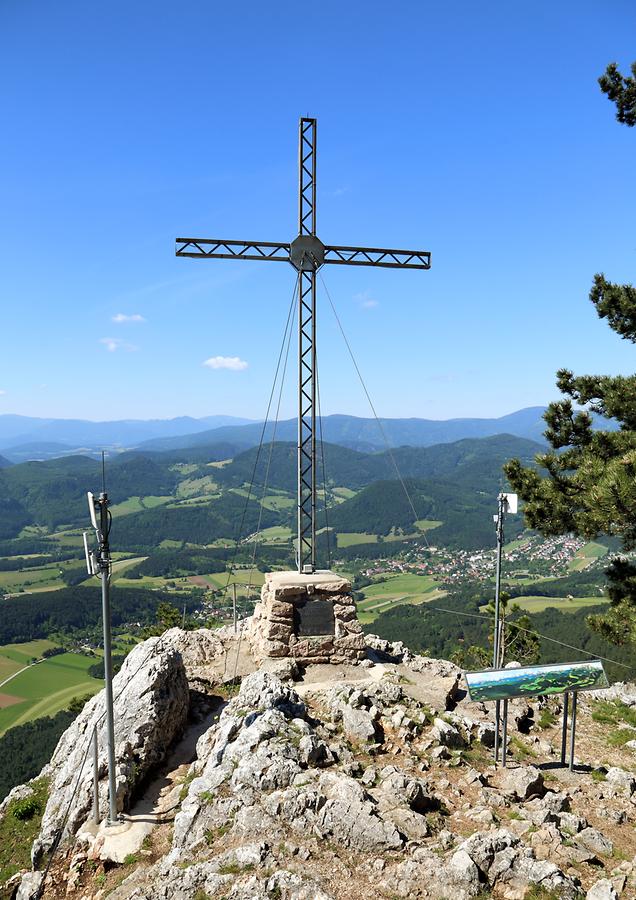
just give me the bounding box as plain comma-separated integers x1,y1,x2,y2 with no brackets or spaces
493,493,505,669
232,582,237,634
99,494,118,825
494,701,500,763
569,692,577,772
311,270,317,572
561,692,569,766
492,494,505,766
502,699,508,767
92,725,100,826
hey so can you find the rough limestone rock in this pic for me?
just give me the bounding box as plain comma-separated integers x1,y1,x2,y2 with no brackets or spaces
407,654,462,708
126,671,407,897
605,766,636,796
493,765,546,801
431,717,466,749
15,871,44,900
522,791,570,826
594,682,636,707
454,829,577,898
326,685,381,744
576,826,614,858
160,626,225,690
586,879,619,900
9,629,634,900
382,828,579,900
443,847,482,895
366,634,414,663
32,638,189,866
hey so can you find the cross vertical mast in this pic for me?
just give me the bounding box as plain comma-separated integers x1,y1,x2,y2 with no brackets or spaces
175,116,430,576
297,118,317,573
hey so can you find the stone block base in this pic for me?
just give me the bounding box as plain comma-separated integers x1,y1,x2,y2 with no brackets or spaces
249,570,365,665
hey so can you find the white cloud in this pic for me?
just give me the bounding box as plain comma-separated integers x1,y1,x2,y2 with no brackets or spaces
354,291,379,310
100,337,138,353
112,313,146,324
0,389,6,396
203,356,248,371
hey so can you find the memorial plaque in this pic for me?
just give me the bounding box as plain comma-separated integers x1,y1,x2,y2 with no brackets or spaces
294,599,335,637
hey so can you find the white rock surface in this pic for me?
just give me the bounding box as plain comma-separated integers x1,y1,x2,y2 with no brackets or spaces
32,637,189,865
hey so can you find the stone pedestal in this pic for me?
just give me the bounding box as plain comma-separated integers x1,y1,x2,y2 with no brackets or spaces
249,570,365,665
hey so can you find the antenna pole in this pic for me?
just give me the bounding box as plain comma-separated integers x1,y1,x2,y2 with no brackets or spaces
493,492,506,765
493,492,505,669
97,491,118,825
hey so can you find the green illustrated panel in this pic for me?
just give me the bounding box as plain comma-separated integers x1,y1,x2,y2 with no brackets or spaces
465,659,608,702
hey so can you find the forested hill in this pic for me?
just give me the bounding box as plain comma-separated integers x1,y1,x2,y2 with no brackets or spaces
0,433,540,548
215,434,544,494
327,477,525,550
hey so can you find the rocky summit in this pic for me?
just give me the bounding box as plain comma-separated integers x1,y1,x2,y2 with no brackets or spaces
3,626,636,900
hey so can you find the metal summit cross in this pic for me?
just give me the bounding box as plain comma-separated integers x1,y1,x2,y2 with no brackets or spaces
176,117,431,575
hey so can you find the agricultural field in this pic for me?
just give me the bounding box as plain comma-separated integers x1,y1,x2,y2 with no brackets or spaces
568,541,608,572
337,532,381,547
0,641,59,686
513,595,609,614
109,495,172,517
175,477,217,499
332,487,356,501
256,525,293,543
261,493,295,511
337,524,440,548
414,519,443,533
48,530,85,547
203,570,265,591
357,573,445,624
0,559,83,595
0,651,102,736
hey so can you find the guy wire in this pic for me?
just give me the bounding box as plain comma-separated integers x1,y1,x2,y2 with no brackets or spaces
318,270,431,551
222,274,299,594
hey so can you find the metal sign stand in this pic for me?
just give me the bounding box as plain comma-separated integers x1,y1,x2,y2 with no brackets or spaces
569,692,578,772
176,117,431,575
559,691,578,770
560,692,569,766
501,699,509,767
492,492,517,764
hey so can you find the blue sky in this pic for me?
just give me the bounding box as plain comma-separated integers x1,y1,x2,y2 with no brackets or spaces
1,1,634,421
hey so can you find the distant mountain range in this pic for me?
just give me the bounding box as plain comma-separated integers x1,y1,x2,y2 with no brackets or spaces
0,408,553,463
136,408,551,453
0,415,256,462
0,407,620,464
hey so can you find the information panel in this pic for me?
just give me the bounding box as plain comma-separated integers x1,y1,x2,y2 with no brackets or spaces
465,659,608,702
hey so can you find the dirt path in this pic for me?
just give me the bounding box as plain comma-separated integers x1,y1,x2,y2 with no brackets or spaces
94,702,226,863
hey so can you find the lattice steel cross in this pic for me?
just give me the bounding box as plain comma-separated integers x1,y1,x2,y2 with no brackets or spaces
176,118,431,574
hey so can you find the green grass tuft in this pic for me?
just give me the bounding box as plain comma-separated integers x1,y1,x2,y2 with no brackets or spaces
0,778,49,883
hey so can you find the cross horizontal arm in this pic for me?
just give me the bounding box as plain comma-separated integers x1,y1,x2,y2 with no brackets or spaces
175,238,291,262
323,244,431,269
